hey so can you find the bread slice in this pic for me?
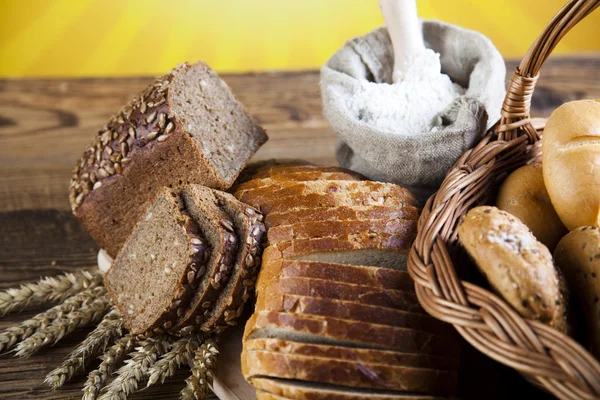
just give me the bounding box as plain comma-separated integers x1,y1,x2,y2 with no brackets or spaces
278,260,415,291
174,185,239,330
258,277,426,315
245,311,461,358
70,62,267,257
242,350,458,394
260,293,449,334
104,188,210,334
199,190,266,333
252,378,444,400
267,218,416,246
265,205,418,229
245,339,460,370
235,180,416,208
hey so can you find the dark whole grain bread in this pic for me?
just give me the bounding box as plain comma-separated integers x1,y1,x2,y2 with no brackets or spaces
243,350,458,394
199,190,266,333
175,185,239,331
70,62,267,257
252,378,444,400
104,188,210,334
245,339,460,370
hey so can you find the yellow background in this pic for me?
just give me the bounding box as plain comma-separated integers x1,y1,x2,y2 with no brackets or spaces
1,0,599,77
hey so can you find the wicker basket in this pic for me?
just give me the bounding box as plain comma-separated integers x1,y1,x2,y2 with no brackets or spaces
406,0,600,399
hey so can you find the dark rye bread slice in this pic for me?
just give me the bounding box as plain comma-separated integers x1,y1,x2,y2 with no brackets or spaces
235,180,416,208
245,339,460,370
244,311,461,358
258,277,427,315
260,294,450,334
252,379,445,400
70,62,267,257
104,188,210,334
175,185,239,331
243,351,458,395
278,260,416,291
199,190,266,333
265,205,419,229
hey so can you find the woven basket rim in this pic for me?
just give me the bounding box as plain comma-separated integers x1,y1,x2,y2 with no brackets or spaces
407,1,600,399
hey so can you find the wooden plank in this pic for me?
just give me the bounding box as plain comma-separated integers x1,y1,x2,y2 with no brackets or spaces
0,55,598,399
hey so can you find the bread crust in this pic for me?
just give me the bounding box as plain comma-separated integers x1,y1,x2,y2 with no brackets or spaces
236,170,365,191
554,226,600,358
252,378,443,400
496,163,567,250
543,99,600,230
245,338,460,370
244,311,461,358
242,350,458,394
457,206,569,332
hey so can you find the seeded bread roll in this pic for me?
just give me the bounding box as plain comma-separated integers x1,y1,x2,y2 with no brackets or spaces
244,311,461,358
496,163,567,250
554,226,600,358
457,206,569,332
70,62,267,257
175,185,239,331
252,378,443,400
199,190,266,333
542,99,600,230
243,350,458,395
245,339,460,370
104,188,210,334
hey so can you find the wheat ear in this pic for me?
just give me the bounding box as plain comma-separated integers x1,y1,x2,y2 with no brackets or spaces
82,334,138,400
147,334,203,387
98,335,169,400
0,286,107,353
44,308,123,389
0,270,103,316
180,339,219,400
15,287,110,358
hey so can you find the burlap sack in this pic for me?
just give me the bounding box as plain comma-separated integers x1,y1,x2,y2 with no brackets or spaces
321,21,506,203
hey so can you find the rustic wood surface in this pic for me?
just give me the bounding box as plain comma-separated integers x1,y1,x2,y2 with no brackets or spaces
0,54,599,399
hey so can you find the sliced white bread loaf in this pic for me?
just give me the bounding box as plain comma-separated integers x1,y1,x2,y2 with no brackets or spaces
252,379,444,400
245,339,460,370
243,350,458,394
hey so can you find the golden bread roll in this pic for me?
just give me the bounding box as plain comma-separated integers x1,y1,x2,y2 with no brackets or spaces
554,226,600,358
542,99,600,230
496,163,567,250
458,206,568,332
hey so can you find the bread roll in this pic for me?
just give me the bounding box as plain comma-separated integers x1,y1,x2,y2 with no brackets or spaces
542,99,600,230
554,226,600,358
458,206,569,332
496,163,567,250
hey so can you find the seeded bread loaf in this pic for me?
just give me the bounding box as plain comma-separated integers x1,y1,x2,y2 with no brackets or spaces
245,311,461,358
175,185,239,330
104,188,210,334
278,260,416,291
243,350,458,394
265,205,418,229
70,62,267,257
252,378,444,400
199,190,266,333
245,339,460,370
458,206,569,332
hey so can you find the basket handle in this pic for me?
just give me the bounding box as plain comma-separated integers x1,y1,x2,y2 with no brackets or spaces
497,0,600,142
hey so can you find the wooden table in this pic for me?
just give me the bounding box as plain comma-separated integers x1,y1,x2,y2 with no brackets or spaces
0,55,599,399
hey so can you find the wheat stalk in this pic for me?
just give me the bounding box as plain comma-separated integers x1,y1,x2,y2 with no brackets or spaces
98,335,169,400
0,270,103,316
82,334,138,400
180,340,219,400
15,287,110,358
0,286,108,353
147,334,203,387
44,308,123,389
